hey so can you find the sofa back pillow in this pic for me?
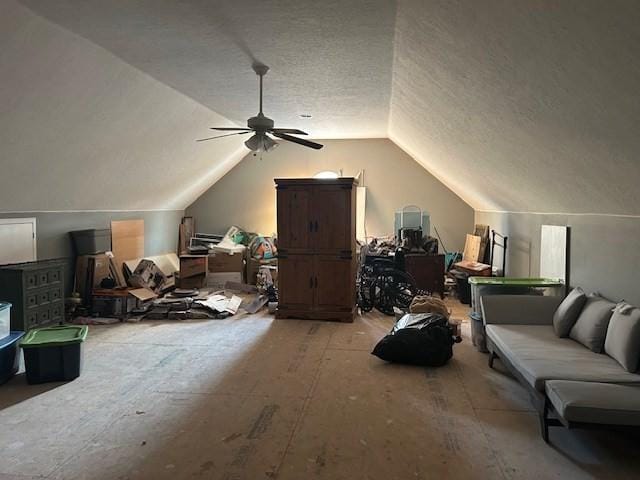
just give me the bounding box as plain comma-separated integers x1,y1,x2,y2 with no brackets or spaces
569,294,615,352
605,304,640,372
552,287,587,337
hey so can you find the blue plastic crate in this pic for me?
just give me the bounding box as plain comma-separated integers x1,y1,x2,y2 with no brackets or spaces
0,331,25,385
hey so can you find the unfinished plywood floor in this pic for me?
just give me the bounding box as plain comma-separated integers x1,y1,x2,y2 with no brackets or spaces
1,300,639,480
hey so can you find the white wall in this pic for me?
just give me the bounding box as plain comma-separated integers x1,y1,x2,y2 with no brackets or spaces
187,139,474,252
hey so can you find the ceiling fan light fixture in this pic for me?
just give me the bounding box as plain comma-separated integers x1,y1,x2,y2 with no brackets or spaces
244,133,278,152
202,65,323,151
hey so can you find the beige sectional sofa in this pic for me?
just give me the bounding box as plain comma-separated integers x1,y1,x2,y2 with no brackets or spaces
481,294,640,441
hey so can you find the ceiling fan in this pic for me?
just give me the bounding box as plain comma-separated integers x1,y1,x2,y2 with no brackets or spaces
197,63,323,152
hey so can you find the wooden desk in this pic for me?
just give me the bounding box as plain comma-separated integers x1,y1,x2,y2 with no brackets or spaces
404,254,445,298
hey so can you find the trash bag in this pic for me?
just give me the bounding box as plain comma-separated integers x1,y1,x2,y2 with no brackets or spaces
371,313,461,366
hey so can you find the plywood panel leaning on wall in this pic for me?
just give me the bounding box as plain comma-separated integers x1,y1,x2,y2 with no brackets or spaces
111,219,144,266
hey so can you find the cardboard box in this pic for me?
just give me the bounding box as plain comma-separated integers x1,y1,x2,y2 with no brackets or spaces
180,255,208,278
176,272,206,289
124,253,179,278
208,252,244,272
205,272,243,290
91,287,157,318
128,259,167,292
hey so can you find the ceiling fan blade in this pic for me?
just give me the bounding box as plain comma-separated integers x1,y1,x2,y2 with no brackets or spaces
271,132,323,150
210,127,252,131
270,128,308,135
196,131,251,142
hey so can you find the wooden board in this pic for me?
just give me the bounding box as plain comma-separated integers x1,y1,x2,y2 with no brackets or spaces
179,216,195,255
474,224,490,264
463,234,482,262
540,225,568,283
105,251,127,287
111,219,144,266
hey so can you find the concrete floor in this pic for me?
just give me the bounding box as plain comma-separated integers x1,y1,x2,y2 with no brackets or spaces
1,301,639,480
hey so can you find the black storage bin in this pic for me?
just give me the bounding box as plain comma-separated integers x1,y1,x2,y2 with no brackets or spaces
454,272,471,304
20,325,87,384
70,229,111,255
23,343,83,384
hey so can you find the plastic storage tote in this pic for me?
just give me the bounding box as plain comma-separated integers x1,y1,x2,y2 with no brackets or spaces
69,229,111,255
468,277,565,315
0,302,10,340
0,331,25,384
469,312,488,353
20,325,88,384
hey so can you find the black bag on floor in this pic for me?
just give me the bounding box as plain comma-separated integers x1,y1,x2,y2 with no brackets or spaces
371,313,461,366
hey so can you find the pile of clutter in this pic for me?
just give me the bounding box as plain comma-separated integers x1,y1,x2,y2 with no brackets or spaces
69,220,280,324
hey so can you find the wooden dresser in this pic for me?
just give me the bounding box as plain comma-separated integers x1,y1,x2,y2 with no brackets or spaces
0,259,66,331
404,254,445,299
275,178,357,322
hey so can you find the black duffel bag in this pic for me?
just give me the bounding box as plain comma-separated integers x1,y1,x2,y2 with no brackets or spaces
371,313,461,366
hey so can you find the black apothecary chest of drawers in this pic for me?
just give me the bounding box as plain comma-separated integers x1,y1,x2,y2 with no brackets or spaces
0,259,65,331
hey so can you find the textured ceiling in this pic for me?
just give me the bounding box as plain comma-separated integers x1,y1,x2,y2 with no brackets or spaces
19,0,396,139
5,0,640,214
390,0,640,214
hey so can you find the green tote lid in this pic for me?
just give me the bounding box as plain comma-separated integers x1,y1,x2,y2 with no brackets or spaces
468,277,564,286
20,325,88,348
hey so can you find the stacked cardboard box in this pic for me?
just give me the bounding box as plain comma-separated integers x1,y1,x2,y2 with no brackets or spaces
177,255,208,288
206,252,245,288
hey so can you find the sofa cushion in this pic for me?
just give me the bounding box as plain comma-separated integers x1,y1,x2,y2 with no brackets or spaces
605,304,640,372
569,295,615,352
486,324,640,391
552,287,586,337
546,380,640,425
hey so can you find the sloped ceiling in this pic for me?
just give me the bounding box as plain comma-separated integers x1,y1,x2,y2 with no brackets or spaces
18,0,396,139
390,0,640,214
1,0,248,211
4,0,640,214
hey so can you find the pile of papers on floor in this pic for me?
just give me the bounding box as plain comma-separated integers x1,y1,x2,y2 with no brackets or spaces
141,287,244,320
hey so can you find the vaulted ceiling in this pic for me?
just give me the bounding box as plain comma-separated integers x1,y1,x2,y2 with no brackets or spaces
3,0,639,214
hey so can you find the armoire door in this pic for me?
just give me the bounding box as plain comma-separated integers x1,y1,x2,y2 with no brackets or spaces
277,187,312,252
314,256,354,312
277,255,315,310
312,185,352,252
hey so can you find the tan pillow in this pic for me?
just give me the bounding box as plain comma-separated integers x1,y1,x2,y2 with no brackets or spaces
605,304,640,372
569,294,615,352
552,287,587,337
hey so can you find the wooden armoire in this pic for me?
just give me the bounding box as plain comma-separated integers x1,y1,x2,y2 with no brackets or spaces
275,178,357,322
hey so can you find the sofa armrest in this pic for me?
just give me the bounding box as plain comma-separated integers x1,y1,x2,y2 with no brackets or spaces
481,295,562,325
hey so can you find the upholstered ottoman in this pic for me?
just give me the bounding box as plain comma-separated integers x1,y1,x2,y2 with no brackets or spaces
541,380,640,442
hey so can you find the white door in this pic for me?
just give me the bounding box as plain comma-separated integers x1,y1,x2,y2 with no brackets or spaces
0,218,37,265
